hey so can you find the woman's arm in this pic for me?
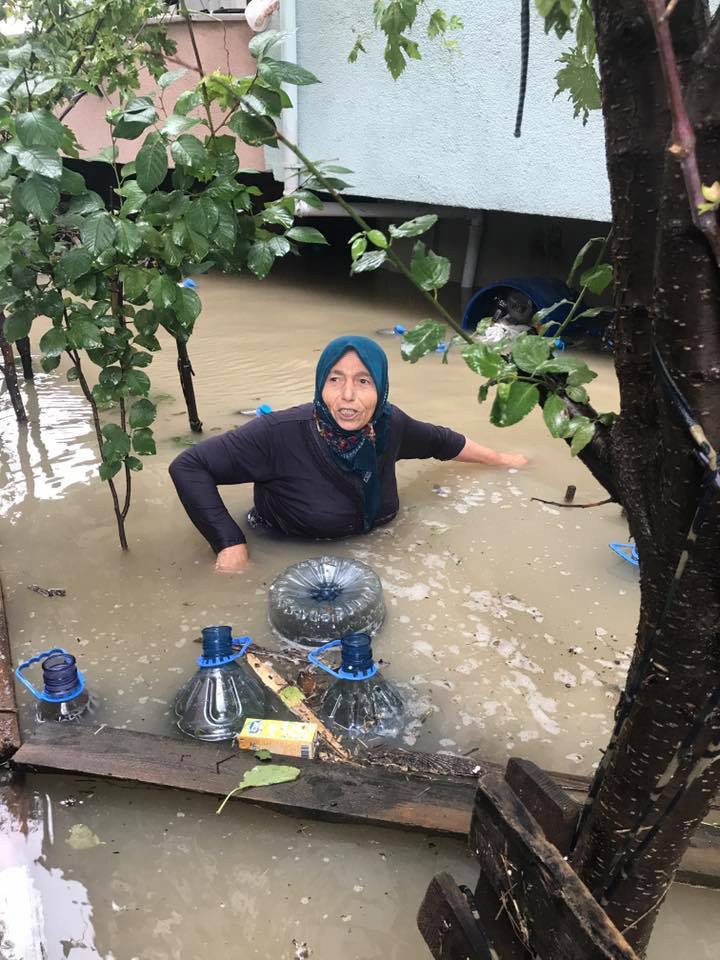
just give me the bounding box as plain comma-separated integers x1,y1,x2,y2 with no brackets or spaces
168,418,274,572
453,438,528,469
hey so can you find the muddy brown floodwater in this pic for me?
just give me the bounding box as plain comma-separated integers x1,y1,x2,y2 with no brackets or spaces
1,269,718,959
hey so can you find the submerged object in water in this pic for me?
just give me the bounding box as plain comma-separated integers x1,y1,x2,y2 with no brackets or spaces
174,625,266,741
268,556,385,646
609,542,639,567
309,633,405,745
16,648,91,722
376,324,407,337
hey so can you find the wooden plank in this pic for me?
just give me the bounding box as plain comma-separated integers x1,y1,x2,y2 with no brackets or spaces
417,872,494,960
472,873,528,960
12,722,476,835
505,756,580,854
470,773,639,960
0,579,21,760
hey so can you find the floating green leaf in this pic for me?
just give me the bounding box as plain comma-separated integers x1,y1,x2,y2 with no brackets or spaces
216,764,301,815
66,824,103,850
280,685,306,707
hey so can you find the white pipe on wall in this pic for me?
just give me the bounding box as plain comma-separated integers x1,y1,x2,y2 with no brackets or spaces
279,0,299,195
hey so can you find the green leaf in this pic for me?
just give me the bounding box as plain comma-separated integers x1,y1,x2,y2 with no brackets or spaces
570,419,596,455
542,392,571,438
267,236,291,257
59,165,87,196
566,385,589,403
126,456,143,472
533,356,585,375
16,174,60,220
3,311,33,341
478,382,491,403
249,30,287,61
112,97,158,139
555,45,601,125
214,203,237,251
159,68,187,89
401,319,446,363
567,236,604,287
228,110,276,146
462,342,505,378
129,397,156,429
279,685,306,707
57,248,93,284
173,89,203,115
350,235,367,260
136,139,168,193
39,326,67,358
102,423,131,463
261,203,294,228
186,195,219,236
125,369,151,396
120,266,151,302
576,0,596,57
8,143,62,179
566,364,597,387
490,381,540,427
99,460,122,481
389,214,437,239
66,824,102,850
171,134,208,171
247,240,275,278
410,242,450,291
258,59,320,87
115,219,141,256
16,109,66,149
161,113,200,137
255,749,273,761
68,319,103,350
149,274,177,309
81,213,116,256
351,250,387,274
41,354,61,373
580,262,613,295
132,426,156,454
366,229,388,249
285,226,327,245
67,191,104,216
117,181,147,216
216,764,301,815
175,286,201,328
511,334,552,373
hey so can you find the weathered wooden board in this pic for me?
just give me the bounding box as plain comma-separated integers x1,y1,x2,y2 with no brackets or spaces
471,774,639,960
0,579,20,759
417,872,493,960
13,722,476,835
505,756,580,854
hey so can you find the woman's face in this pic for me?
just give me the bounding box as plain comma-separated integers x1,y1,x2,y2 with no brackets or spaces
321,350,378,430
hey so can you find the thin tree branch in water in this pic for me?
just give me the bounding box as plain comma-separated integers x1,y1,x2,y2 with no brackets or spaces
530,496,614,509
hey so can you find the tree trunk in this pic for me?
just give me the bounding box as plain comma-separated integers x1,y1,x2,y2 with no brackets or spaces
0,314,27,423
15,336,33,380
175,337,203,433
571,2,720,953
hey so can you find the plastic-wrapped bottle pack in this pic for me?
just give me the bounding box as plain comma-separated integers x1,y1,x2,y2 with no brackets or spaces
268,556,385,647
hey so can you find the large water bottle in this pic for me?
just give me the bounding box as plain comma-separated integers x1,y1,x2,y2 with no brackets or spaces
308,633,405,747
174,626,267,741
15,649,91,722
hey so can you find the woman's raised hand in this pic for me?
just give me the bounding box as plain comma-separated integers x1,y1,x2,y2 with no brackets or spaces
215,544,250,573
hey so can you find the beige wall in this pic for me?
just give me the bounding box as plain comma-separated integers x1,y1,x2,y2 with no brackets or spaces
64,18,266,169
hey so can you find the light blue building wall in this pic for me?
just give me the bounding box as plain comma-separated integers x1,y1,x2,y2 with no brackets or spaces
294,2,611,222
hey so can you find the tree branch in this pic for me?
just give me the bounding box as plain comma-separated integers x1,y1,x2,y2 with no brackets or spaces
645,0,720,267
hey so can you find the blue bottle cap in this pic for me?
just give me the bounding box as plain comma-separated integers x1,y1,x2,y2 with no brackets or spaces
393,324,406,335
436,342,447,353
181,278,197,288
554,338,566,352
255,404,273,416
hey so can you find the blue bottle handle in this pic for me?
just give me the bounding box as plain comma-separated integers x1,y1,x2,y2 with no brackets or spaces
197,636,252,668
609,542,640,567
307,639,377,681
15,648,86,703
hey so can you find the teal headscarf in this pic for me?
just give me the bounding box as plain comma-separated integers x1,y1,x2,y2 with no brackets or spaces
313,336,391,531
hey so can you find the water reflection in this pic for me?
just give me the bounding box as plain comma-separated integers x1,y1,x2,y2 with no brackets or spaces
0,372,97,519
0,775,107,960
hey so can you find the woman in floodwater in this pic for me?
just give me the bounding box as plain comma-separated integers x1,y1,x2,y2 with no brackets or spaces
169,335,528,572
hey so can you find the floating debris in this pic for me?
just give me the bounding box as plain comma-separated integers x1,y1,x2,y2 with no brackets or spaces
66,824,102,849
28,584,66,598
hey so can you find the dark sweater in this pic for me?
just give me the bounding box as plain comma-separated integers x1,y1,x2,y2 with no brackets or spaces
168,403,465,551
